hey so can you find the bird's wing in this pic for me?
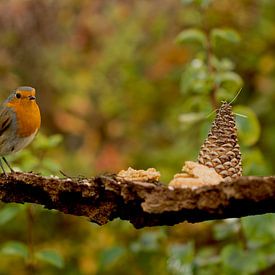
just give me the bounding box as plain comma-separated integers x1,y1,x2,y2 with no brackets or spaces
0,106,12,136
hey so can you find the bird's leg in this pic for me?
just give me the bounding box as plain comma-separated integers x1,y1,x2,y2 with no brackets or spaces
2,157,14,173
0,158,7,176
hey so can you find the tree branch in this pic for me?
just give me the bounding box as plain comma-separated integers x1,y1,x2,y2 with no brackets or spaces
0,172,274,228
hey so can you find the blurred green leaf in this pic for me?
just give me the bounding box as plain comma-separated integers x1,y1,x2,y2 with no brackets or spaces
195,247,220,269
47,134,63,148
0,241,29,260
181,0,213,8
213,219,240,241
241,214,275,248
181,0,194,4
211,28,241,46
176,29,207,47
0,204,23,226
33,133,63,151
221,244,268,274
99,246,126,268
242,147,269,176
181,60,214,95
196,246,217,260
211,57,235,71
35,250,64,269
131,231,165,253
32,133,50,150
179,112,205,124
41,158,61,173
234,105,261,146
169,242,195,263
167,242,195,275
216,72,243,88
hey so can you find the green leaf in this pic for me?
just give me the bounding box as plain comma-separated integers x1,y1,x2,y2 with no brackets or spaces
47,134,63,148
233,105,261,146
176,29,207,47
181,0,194,4
210,56,235,71
179,112,205,124
0,241,29,259
33,133,63,150
195,247,220,268
181,60,214,95
221,244,268,274
216,72,243,88
215,73,243,102
99,246,125,268
242,148,269,176
167,242,195,275
241,214,275,248
35,250,64,268
0,204,23,225
211,28,241,46
32,133,49,150
41,158,61,173
213,220,239,241
130,230,165,253
219,58,235,71
169,242,195,264
181,0,212,8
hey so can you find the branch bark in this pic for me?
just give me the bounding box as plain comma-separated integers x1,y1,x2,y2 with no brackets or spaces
0,172,274,228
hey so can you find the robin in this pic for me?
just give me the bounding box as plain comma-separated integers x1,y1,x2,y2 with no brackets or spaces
0,86,41,175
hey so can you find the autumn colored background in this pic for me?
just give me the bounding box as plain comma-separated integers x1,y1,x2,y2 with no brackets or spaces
0,0,274,274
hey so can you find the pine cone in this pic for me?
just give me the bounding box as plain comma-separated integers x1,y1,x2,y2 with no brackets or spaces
198,102,242,181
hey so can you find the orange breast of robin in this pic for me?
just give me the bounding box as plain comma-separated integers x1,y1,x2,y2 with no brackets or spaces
6,100,41,137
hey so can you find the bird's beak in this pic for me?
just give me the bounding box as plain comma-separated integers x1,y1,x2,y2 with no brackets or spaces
29,96,36,100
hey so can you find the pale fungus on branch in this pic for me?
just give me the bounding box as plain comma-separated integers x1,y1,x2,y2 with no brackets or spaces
169,161,223,189
117,167,161,183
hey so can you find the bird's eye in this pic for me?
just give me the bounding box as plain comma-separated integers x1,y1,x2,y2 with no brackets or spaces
15,93,21,99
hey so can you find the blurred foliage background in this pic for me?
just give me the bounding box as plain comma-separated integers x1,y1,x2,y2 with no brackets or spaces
0,0,274,274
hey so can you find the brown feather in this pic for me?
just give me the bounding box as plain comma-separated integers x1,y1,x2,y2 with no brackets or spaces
0,109,12,136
